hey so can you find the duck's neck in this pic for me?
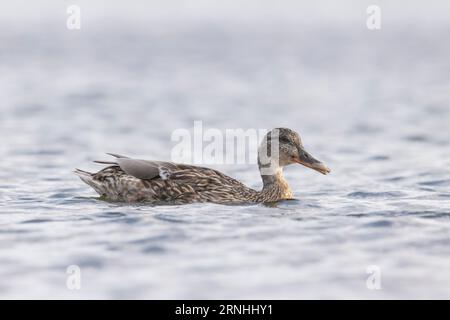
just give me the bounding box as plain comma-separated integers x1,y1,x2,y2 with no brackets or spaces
258,166,293,202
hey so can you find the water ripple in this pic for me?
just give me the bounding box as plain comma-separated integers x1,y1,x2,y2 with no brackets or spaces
347,191,405,199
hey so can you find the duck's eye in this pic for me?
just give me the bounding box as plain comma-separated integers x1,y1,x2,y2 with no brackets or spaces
278,137,290,144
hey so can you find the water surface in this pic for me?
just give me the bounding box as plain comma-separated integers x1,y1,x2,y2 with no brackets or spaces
1,22,450,299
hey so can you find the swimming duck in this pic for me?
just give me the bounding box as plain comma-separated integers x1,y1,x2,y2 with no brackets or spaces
75,128,330,204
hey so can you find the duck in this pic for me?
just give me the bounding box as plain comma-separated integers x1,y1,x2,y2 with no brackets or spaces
74,128,330,204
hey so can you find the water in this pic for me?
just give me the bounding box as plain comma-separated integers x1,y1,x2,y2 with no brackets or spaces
1,17,450,298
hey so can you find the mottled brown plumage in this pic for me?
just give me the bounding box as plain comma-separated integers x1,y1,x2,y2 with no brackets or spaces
75,128,330,205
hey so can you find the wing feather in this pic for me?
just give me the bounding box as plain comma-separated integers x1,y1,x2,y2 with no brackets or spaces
103,153,218,181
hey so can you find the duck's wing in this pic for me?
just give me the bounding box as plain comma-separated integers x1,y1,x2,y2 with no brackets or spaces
95,153,180,180
116,158,170,180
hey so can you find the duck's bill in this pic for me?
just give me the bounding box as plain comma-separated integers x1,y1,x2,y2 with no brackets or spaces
293,151,331,175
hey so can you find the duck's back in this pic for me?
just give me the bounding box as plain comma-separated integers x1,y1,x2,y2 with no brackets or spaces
75,157,259,204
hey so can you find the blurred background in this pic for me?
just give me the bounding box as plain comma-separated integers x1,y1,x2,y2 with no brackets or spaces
1,1,450,299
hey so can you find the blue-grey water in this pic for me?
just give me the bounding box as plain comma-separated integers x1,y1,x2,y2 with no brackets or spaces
1,18,450,298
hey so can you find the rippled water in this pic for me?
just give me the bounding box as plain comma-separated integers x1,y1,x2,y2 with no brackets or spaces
1,20,450,299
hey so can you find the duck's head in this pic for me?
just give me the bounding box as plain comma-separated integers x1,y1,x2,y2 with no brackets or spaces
258,128,330,175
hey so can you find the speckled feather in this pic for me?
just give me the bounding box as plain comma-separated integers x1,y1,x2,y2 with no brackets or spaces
76,164,261,204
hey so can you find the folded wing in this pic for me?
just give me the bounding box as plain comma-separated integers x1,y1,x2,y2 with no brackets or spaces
95,153,175,180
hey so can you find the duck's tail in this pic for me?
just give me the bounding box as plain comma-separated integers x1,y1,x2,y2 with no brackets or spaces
74,168,104,196
74,168,93,179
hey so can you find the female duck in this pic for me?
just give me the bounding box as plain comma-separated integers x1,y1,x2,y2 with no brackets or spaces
75,128,330,204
